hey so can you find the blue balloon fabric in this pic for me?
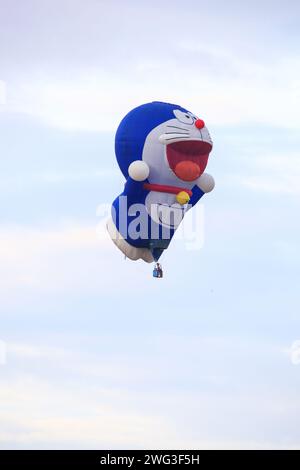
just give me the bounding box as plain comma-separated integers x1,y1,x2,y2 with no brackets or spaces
107,101,215,263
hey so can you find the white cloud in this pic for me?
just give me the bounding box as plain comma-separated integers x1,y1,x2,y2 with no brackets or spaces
288,341,300,365
0,80,6,105
0,375,172,449
0,223,104,295
7,342,69,361
0,373,298,449
1,337,300,449
0,340,7,365
0,223,101,256
240,177,299,195
0,221,157,303
223,153,300,195
3,51,300,132
0,169,119,193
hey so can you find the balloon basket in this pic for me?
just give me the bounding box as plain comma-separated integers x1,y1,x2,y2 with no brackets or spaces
153,263,163,278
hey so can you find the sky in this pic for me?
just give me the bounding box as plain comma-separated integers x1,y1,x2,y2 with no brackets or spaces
0,0,300,449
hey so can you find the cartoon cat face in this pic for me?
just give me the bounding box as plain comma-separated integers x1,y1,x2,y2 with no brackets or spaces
115,101,212,180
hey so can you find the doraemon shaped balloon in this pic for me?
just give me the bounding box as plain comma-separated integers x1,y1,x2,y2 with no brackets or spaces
107,101,214,271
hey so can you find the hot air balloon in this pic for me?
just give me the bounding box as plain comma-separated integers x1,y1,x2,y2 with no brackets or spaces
107,101,215,277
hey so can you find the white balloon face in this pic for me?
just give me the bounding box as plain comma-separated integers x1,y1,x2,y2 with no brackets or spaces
141,109,213,227
142,117,213,186
145,191,190,229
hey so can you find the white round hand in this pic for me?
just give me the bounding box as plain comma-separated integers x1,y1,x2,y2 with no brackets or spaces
197,173,215,193
128,161,150,181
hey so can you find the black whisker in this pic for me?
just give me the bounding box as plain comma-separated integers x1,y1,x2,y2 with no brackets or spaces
165,132,189,135
166,126,190,132
164,136,190,141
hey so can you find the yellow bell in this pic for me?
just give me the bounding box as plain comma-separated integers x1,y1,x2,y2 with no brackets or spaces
176,191,190,205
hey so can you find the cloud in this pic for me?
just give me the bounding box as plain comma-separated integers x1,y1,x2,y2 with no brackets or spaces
240,177,300,195
0,80,6,105
0,169,118,193
7,342,69,361
1,0,299,128
0,335,300,449
0,340,6,365
1,1,300,450
222,152,300,195
0,223,104,295
1,2,299,132
2,50,300,132
287,341,300,365
0,223,101,256
0,374,172,449
0,220,159,303
1,337,300,449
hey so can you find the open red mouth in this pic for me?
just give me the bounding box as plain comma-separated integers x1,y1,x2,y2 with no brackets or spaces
166,140,212,181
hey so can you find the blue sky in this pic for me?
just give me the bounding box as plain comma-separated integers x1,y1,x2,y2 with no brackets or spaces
0,0,300,449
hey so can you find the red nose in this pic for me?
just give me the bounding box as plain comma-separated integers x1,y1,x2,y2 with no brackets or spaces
195,119,205,129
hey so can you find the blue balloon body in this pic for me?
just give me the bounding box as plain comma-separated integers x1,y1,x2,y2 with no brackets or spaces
107,101,214,262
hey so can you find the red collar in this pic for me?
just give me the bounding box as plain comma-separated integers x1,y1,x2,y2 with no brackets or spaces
143,183,192,197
